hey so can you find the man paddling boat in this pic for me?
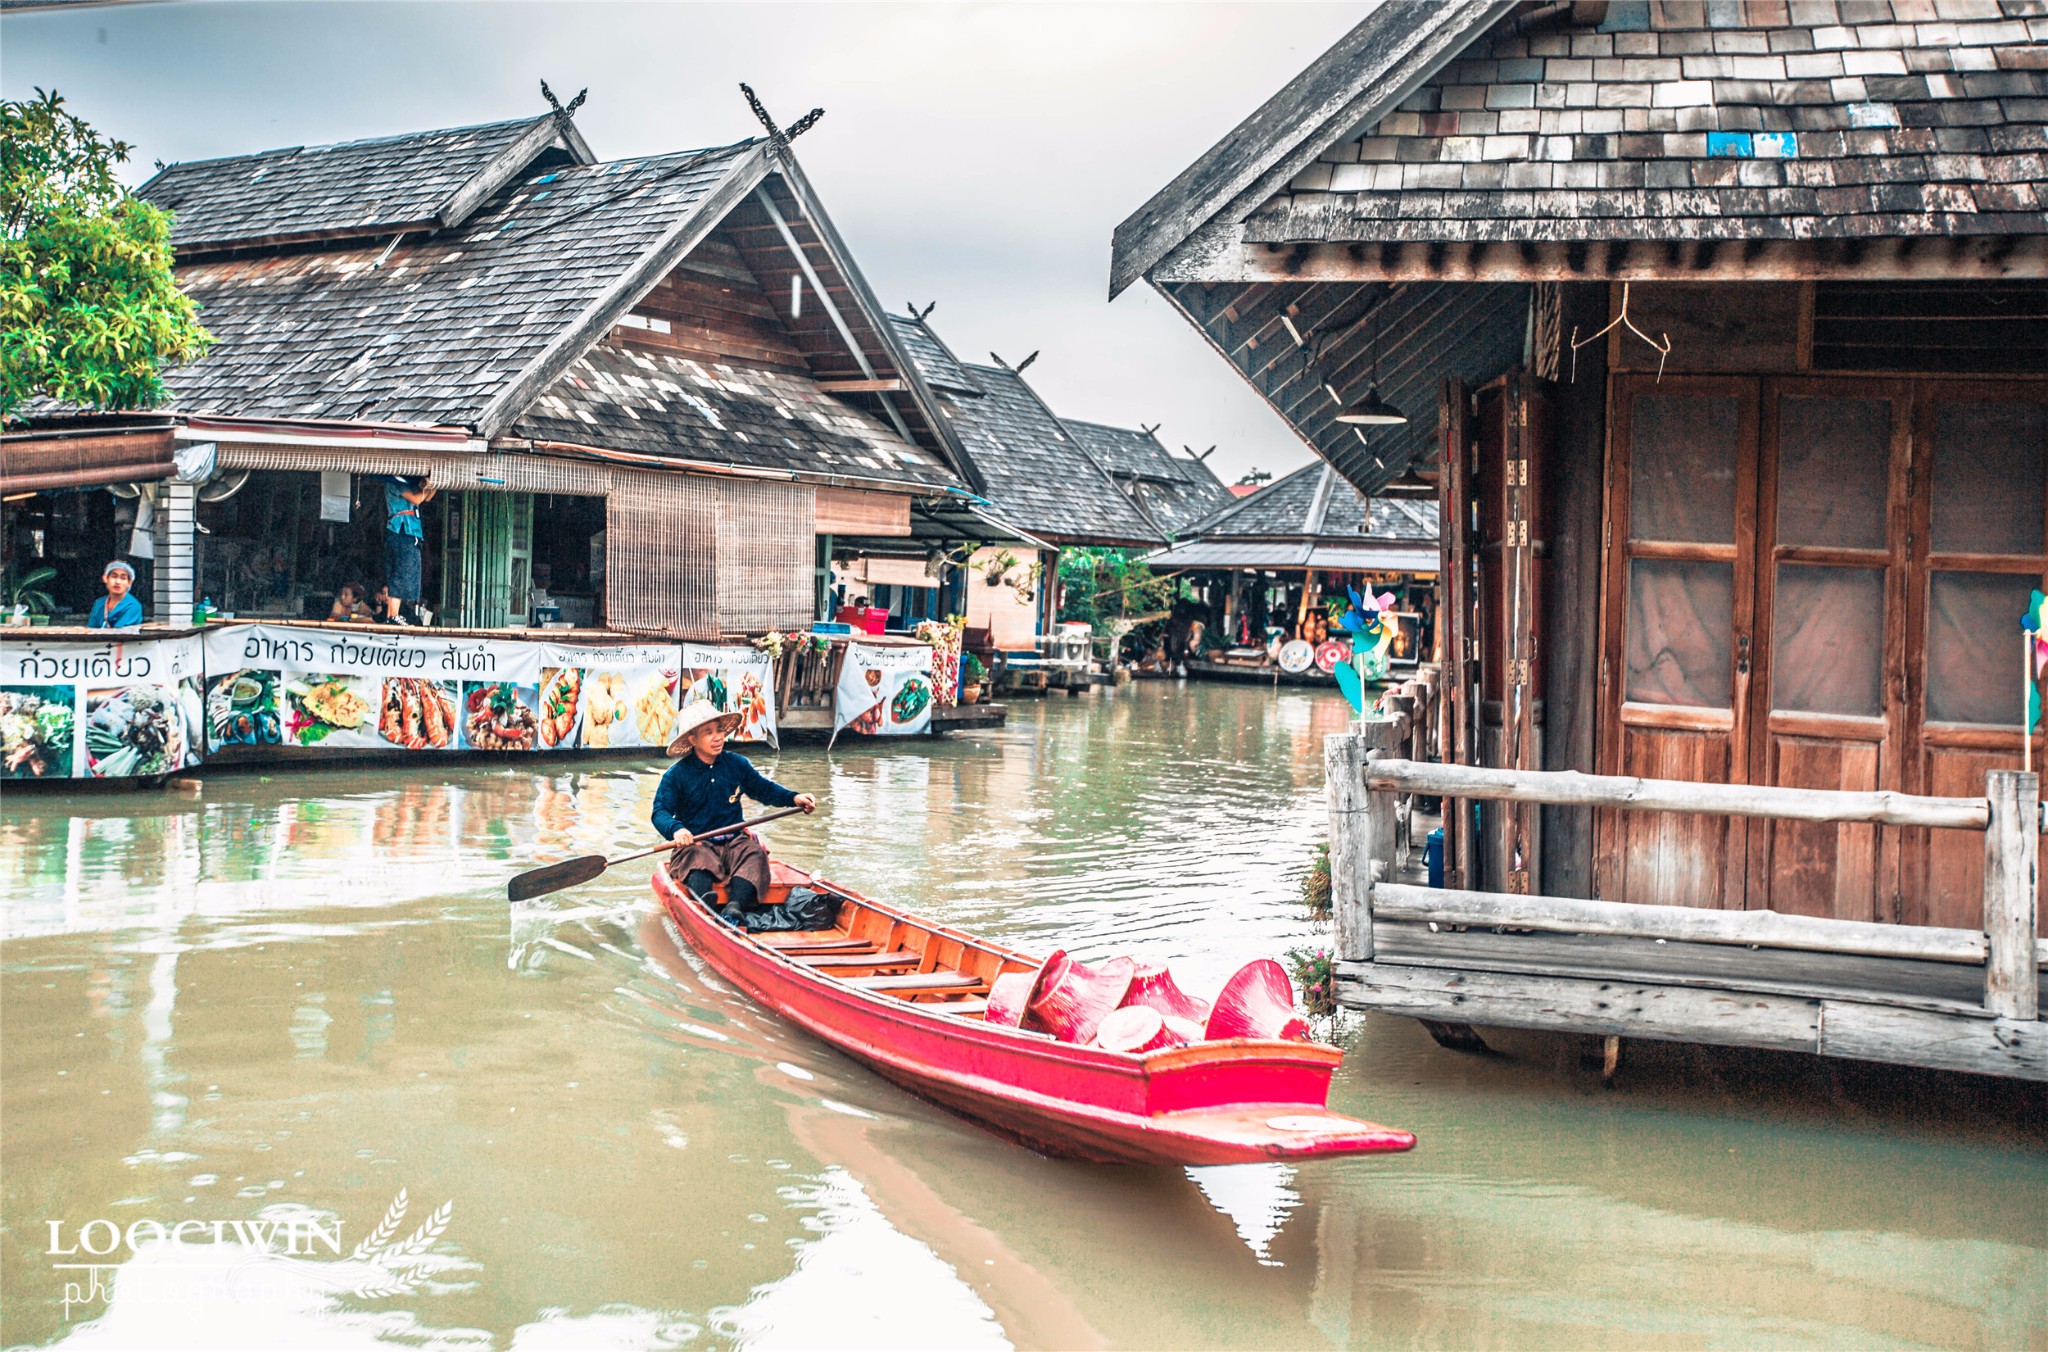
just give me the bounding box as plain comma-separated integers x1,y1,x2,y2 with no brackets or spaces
653,702,815,917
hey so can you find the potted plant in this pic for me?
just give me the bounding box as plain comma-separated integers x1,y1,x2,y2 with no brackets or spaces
981,549,1018,587
961,651,987,704
4,566,57,626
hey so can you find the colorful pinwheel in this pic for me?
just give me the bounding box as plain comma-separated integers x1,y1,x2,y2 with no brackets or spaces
2024,590,2048,740
1332,589,1401,712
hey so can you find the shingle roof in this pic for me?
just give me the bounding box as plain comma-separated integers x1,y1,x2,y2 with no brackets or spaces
886,314,981,395
1110,0,1512,294
1182,461,1438,541
1259,1,2048,248
1117,1,2048,290
885,316,1164,543
937,366,1163,545
140,116,590,252
514,342,960,489
1065,420,1235,533
146,142,761,426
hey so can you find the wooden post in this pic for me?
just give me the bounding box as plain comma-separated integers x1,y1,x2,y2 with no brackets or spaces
1327,719,1405,964
1385,692,1418,853
1326,732,1372,962
1982,769,2040,1020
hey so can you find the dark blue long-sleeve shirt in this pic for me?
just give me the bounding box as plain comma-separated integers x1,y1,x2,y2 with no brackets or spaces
650,751,798,839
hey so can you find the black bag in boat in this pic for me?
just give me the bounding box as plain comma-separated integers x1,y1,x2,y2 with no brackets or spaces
718,885,840,933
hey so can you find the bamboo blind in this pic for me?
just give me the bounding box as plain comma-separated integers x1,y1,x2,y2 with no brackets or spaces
716,478,816,636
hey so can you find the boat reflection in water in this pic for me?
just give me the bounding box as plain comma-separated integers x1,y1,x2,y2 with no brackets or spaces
3,682,2043,1348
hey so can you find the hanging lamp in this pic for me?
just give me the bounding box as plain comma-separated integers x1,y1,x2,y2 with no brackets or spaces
1334,298,1408,426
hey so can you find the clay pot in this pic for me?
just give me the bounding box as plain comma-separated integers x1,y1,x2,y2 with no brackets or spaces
1203,959,1310,1043
1023,951,1135,1045
984,969,1036,1027
1120,960,1211,1023
1091,1004,1189,1054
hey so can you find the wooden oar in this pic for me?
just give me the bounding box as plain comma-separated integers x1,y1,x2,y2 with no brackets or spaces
507,806,807,901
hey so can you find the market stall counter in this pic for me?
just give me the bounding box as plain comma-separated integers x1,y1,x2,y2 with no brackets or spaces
1,620,1004,783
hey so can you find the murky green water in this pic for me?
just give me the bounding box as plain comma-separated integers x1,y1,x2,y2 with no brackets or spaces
3,680,2043,1349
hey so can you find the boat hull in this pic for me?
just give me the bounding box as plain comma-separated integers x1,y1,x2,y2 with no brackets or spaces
653,865,1414,1165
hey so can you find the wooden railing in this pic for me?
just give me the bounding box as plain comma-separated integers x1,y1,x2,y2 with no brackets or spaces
1324,744,2043,1023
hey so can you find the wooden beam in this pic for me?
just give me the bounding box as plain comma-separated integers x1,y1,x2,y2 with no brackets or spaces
1340,961,2048,1080
751,183,919,449
1816,1003,2047,1081
1336,960,1825,1053
1363,758,1989,831
1982,770,2041,1020
815,378,907,393
1373,882,1989,965
1157,236,2048,287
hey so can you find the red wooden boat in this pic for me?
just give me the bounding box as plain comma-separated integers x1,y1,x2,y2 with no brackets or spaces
653,861,1415,1166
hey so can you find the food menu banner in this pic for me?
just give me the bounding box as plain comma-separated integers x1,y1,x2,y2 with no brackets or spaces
537,642,681,752
2,635,205,780
202,624,546,755
679,644,778,750
832,643,934,740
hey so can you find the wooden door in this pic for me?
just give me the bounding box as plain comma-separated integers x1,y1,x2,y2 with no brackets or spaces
1901,382,2048,930
1602,374,2047,925
1744,379,1911,921
1598,376,1760,908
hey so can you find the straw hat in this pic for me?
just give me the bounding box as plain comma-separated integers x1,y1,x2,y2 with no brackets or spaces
666,701,743,756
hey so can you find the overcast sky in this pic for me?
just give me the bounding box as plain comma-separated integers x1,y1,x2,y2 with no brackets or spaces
4,1,1364,484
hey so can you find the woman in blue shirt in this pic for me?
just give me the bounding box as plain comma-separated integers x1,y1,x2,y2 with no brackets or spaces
86,560,144,629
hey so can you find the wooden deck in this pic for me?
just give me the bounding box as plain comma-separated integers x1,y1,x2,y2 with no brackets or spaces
1326,719,2047,1082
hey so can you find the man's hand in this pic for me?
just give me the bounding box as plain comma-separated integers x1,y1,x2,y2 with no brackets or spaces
795,793,817,813
670,828,694,848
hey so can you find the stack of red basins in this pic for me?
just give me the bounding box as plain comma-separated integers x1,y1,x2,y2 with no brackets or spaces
985,952,1310,1051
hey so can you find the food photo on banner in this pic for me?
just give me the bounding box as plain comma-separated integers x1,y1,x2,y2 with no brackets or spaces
201,624,541,756
2,634,204,779
679,643,778,748
831,642,934,745
536,643,681,751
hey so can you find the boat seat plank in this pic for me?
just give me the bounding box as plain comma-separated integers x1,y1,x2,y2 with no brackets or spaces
756,932,860,950
760,939,878,955
843,972,986,994
934,999,990,1018
794,949,921,970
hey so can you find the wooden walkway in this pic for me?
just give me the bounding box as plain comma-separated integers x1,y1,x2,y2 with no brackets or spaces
1326,723,2047,1082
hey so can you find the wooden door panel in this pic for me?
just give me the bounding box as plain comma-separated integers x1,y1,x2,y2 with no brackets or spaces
1612,725,1737,909
1910,745,2048,935
1757,733,1881,921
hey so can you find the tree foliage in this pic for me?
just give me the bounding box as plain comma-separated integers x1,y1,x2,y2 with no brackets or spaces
1056,547,1185,631
1,89,210,422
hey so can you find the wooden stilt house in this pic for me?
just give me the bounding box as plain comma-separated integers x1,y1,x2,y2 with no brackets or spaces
1148,461,1440,681
8,100,1024,637
1114,1,2047,1078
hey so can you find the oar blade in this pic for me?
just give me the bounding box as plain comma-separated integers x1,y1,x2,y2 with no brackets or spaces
508,853,608,902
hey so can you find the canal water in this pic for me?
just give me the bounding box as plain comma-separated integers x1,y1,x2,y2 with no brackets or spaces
3,680,2043,1349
